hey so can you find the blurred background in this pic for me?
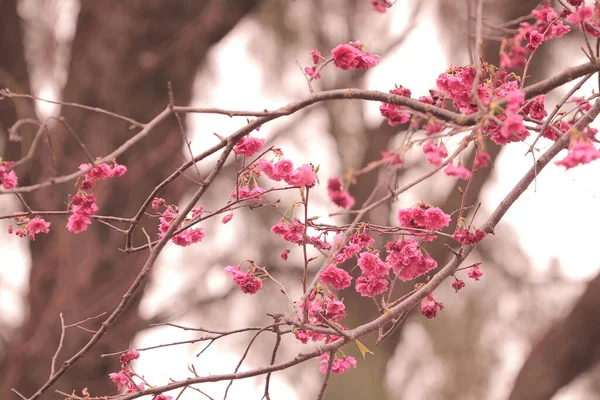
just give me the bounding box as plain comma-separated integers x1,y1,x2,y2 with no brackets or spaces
1,0,600,399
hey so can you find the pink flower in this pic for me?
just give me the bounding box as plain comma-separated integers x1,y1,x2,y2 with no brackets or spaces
109,371,131,391
506,90,525,113
397,205,450,232
474,151,490,168
551,23,571,38
230,184,266,201
555,141,600,169
331,42,379,71
111,164,127,177
444,162,471,180
371,0,388,13
453,228,486,244
284,164,317,188
356,52,380,69
425,207,451,230
566,6,593,24
294,329,309,344
572,96,591,112
467,265,484,281
331,44,361,70
222,213,233,224
276,159,294,178
154,395,173,400
305,66,321,79
357,252,389,278
225,265,263,294
66,213,92,233
1,170,18,189
500,45,528,69
27,218,51,240
271,219,305,243
171,228,205,247
421,294,444,319
152,197,165,210
327,177,355,209
79,161,127,182
542,121,570,141
380,86,412,126
355,274,388,297
323,299,347,322
233,136,265,157
525,29,544,51
522,95,547,120
381,151,403,165
500,114,526,140
452,279,465,293
120,349,140,364
319,353,357,374
320,264,352,290
311,49,322,64
422,141,448,167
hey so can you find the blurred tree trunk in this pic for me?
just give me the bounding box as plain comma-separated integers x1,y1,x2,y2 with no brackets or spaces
508,271,600,400
0,0,36,157
0,0,258,397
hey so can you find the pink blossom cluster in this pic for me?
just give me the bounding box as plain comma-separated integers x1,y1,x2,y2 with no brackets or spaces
230,184,266,201
0,161,18,189
7,216,51,241
67,161,127,233
319,353,357,374
119,349,140,365
386,238,438,281
380,85,412,126
271,218,331,251
295,289,347,343
444,161,471,180
421,294,444,319
108,350,147,395
565,5,600,37
436,65,478,114
555,140,600,169
331,41,380,71
468,265,484,281
224,265,263,294
487,87,545,146
108,369,145,393
397,204,451,234
473,151,491,168
355,251,390,297
422,141,448,167
66,193,99,233
258,158,317,188
327,177,355,209
454,228,486,244
452,279,466,293
500,5,570,69
320,264,352,290
304,49,322,79
155,202,205,247
78,160,127,190
332,232,374,264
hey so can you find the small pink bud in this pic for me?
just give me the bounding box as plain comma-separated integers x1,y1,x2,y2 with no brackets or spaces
222,213,233,224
